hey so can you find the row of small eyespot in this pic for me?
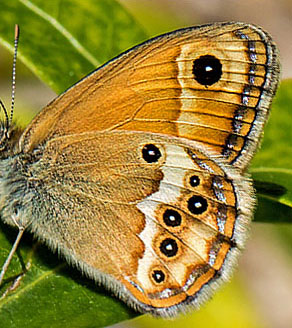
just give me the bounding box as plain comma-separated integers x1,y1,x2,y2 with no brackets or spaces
141,143,208,284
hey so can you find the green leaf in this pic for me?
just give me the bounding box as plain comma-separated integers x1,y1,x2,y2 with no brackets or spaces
253,169,292,207
0,0,147,93
251,79,292,170
251,80,292,223
252,170,292,223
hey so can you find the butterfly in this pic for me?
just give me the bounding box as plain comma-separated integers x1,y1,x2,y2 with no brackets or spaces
0,22,280,316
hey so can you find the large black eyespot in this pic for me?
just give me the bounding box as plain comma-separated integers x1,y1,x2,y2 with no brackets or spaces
142,144,161,163
152,270,165,283
189,175,200,187
163,209,182,227
192,55,222,86
187,195,208,214
160,238,178,257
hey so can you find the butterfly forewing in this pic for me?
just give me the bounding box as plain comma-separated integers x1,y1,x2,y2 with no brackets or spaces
20,22,280,171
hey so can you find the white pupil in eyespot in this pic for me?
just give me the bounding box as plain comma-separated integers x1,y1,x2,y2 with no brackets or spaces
166,244,173,251
195,201,202,208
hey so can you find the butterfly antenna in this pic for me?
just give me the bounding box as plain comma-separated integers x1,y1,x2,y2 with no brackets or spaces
0,25,23,288
9,24,20,127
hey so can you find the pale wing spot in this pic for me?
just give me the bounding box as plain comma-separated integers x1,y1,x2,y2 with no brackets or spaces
136,145,195,287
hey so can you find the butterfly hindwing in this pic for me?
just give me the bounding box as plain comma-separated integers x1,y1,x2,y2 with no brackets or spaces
20,131,254,315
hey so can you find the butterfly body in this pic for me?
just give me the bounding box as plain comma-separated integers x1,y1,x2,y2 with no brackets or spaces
0,22,280,316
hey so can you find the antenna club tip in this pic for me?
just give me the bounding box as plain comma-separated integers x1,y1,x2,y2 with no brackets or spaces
14,24,20,39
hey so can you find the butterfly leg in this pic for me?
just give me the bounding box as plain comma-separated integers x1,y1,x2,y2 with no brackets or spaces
0,226,25,287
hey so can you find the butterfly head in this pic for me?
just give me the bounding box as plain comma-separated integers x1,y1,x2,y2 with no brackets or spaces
0,101,12,155
0,104,23,158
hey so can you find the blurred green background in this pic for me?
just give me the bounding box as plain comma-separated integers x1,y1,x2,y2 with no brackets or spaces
0,1,291,328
